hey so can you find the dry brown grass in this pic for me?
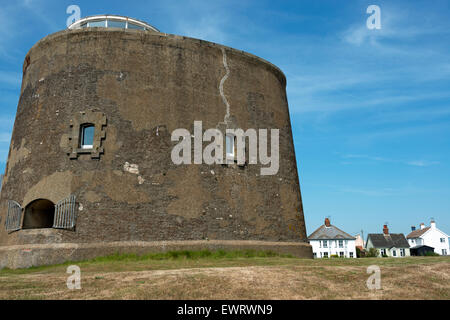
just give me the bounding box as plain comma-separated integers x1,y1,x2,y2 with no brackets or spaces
0,255,449,300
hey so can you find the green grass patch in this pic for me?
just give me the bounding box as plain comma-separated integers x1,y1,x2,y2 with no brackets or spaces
87,249,291,263
1,250,448,276
0,249,294,275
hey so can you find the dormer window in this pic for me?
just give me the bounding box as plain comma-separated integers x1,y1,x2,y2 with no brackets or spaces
80,124,95,149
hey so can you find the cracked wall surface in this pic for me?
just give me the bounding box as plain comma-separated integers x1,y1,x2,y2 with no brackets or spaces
0,28,308,248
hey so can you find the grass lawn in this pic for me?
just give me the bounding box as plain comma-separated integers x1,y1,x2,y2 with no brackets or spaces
0,250,449,300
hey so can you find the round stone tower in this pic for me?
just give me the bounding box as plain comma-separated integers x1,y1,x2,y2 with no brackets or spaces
0,15,312,268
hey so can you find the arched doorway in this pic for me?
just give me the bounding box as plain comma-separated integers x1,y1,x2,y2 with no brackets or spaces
22,199,55,229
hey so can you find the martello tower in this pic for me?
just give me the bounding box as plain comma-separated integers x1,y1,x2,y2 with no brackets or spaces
0,15,312,268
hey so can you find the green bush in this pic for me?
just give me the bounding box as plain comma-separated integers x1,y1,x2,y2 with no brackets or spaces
425,251,440,256
365,248,379,258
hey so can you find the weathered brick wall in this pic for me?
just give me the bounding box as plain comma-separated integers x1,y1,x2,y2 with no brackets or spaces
0,28,308,247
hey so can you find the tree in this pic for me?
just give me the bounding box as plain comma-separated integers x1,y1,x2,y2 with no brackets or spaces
356,247,365,258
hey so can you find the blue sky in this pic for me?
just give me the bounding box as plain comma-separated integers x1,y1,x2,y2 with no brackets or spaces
0,0,449,238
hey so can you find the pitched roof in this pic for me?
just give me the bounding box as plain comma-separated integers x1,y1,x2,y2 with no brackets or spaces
308,224,355,240
406,227,430,239
367,233,410,248
410,245,434,250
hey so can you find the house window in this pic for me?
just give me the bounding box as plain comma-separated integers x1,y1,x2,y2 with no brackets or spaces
323,252,328,258
226,134,235,158
349,252,354,258
339,252,344,257
380,249,386,256
323,240,328,248
80,124,95,149
392,250,397,257
442,249,448,256
400,248,405,257
338,240,343,248
440,238,446,243
313,252,317,258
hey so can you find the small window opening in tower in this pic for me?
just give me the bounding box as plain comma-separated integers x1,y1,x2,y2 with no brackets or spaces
80,124,95,149
22,199,55,229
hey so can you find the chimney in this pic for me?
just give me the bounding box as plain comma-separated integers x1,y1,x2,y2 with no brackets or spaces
383,225,389,235
411,226,416,231
324,218,331,227
420,223,425,230
430,220,436,229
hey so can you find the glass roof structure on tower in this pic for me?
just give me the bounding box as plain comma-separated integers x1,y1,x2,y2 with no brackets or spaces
68,15,159,32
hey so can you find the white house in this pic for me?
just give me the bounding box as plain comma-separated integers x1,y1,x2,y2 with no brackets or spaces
366,225,410,257
407,220,449,256
308,218,357,258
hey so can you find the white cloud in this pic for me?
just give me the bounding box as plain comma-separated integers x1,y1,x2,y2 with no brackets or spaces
340,153,440,168
175,14,229,43
311,182,448,197
155,0,238,44
0,71,22,88
406,160,440,167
